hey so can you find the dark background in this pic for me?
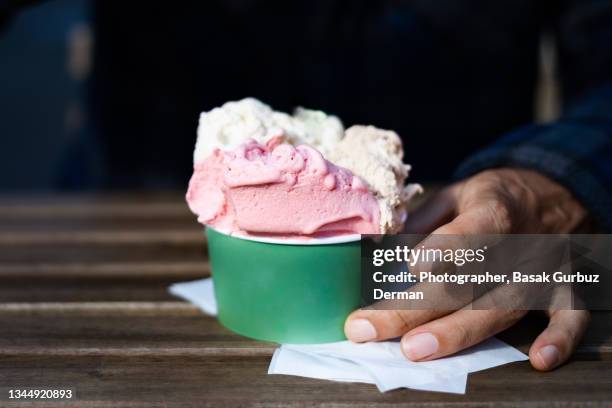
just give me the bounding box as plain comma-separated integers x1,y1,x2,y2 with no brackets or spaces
0,0,564,191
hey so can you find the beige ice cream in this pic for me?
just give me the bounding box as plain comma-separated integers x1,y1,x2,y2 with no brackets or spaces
191,98,421,234
327,125,423,233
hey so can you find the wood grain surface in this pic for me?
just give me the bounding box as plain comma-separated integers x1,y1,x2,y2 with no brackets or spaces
0,193,610,408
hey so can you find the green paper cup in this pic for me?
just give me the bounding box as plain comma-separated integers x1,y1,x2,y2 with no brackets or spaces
206,227,361,343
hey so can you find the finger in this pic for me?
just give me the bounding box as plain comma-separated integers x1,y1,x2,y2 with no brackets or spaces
399,309,526,361
432,200,512,236
368,199,513,324
351,188,515,343
405,186,458,234
407,200,510,277
347,188,476,343
529,310,590,371
344,309,449,342
406,207,509,306
411,200,512,275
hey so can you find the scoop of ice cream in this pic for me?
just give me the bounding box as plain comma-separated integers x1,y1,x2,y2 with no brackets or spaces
189,98,421,234
193,98,344,162
187,139,380,236
327,125,423,233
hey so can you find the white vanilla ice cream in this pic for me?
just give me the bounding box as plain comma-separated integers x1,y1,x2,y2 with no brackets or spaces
193,98,344,161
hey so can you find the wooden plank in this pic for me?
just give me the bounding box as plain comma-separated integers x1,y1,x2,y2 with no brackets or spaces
0,280,188,302
0,261,210,302
0,312,274,357
0,262,209,279
0,355,610,407
0,301,198,315
0,193,197,234
0,192,187,208
0,242,207,264
0,218,197,232
0,230,204,245
0,309,608,358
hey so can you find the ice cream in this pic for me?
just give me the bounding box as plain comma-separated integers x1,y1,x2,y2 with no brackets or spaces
188,138,380,235
193,98,344,161
187,98,421,237
327,125,423,233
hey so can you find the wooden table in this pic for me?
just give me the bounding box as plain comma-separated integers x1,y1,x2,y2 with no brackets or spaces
0,193,610,407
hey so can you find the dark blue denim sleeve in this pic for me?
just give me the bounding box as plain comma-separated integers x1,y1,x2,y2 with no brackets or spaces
454,85,612,232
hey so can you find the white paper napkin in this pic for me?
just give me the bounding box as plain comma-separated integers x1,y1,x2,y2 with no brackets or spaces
169,278,528,394
269,345,470,393
169,278,217,315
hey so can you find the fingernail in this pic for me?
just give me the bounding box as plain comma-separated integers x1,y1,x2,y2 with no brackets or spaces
345,319,377,342
402,332,439,360
537,345,560,368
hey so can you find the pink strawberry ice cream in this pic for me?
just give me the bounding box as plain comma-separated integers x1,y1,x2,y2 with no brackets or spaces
186,138,380,236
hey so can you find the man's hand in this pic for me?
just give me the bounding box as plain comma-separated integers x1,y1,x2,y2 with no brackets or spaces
345,168,591,371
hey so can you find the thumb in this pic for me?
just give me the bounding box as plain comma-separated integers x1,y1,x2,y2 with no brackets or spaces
345,309,449,342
